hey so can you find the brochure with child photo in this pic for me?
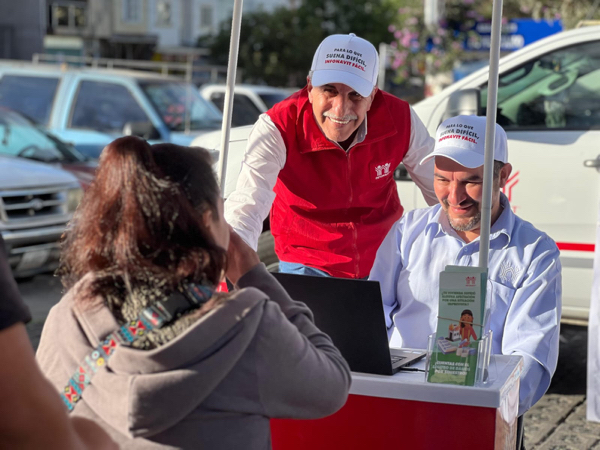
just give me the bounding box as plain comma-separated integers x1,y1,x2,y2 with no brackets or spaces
427,265,487,386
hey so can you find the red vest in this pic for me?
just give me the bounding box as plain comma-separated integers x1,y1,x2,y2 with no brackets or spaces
267,87,411,278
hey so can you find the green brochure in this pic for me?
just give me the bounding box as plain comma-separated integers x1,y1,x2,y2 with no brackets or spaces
427,265,487,386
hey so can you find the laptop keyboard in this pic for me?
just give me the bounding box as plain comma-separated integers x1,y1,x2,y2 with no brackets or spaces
391,355,406,363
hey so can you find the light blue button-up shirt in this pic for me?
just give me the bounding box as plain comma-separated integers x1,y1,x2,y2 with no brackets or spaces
369,194,561,415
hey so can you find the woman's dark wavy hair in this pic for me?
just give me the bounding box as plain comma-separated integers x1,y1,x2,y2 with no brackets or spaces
58,136,225,304
460,309,473,328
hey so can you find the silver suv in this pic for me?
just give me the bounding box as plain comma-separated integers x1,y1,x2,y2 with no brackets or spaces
0,156,82,278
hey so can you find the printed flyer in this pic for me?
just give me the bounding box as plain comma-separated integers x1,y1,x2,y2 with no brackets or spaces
427,265,487,386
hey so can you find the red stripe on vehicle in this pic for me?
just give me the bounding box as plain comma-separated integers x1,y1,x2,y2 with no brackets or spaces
556,242,595,252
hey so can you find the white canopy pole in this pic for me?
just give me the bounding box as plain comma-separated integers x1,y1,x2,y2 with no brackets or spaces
217,0,244,197
479,0,504,269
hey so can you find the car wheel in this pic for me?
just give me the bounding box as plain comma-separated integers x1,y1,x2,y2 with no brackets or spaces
257,230,279,272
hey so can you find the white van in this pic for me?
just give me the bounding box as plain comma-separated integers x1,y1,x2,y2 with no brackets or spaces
193,25,600,323
408,25,600,323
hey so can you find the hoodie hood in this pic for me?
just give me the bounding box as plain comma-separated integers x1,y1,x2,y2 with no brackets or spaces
52,277,268,438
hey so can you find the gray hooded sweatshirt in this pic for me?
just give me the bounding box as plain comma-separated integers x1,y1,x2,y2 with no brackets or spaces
37,264,351,449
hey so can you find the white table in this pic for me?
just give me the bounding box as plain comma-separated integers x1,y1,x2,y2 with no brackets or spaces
271,354,523,450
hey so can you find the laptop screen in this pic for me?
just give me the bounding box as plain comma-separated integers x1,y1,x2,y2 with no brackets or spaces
272,273,396,375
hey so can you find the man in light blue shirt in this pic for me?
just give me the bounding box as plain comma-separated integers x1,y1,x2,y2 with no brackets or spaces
370,115,561,417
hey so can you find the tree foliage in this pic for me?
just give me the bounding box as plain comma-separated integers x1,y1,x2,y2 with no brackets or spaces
201,0,600,87
386,0,600,86
495,0,598,30
202,0,396,87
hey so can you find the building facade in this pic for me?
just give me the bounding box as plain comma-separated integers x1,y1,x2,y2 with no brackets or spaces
43,0,295,60
0,0,45,60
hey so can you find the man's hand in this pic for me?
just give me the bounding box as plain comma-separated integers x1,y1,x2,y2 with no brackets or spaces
226,228,261,285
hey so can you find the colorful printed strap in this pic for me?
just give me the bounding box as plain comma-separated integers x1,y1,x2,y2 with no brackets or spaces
61,283,214,412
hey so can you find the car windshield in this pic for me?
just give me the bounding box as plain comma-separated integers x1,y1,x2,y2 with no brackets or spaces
0,109,87,163
480,41,600,129
139,80,223,132
258,92,290,109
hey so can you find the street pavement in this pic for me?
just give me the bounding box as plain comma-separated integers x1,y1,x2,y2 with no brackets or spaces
20,274,600,449
523,324,600,449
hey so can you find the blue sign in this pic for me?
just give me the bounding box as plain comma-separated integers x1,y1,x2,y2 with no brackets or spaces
466,19,563,52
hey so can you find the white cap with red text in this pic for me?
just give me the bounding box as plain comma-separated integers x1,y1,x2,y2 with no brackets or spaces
310,33,379,97
420,115,508,168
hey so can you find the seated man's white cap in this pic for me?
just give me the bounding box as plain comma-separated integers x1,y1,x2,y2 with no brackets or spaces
310,33,379,98
420,115,508,168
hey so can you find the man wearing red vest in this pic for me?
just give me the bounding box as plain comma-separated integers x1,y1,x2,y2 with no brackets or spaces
225,33,438,278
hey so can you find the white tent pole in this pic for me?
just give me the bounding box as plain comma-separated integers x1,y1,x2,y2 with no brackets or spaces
479,0,504,270
217,0,244,197
378,43,387,90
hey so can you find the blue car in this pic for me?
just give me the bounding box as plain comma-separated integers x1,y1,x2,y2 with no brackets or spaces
0,63,224,158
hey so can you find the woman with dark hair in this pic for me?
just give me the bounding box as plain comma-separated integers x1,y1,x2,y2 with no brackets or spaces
459,309,477,343
37,136,350,449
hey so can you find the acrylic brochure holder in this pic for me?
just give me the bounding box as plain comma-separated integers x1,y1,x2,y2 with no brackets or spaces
424,301,496,386
425,330,494,384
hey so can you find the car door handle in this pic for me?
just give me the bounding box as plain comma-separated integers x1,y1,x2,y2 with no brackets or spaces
584,157,600,168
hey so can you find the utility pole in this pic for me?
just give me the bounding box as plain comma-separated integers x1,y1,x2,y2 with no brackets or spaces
424,0,445,29
378,42,387,91
423,0,446,97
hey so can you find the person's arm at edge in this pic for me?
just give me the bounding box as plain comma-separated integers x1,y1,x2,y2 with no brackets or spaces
401,107,438,206
502,245,562,416
369,220,405,341
0,322,117,450
226,230,350,418
224,114,286,250
227,228,332,326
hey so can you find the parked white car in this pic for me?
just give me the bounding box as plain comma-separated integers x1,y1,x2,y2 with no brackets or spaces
193,25,600,323
199,84,294,127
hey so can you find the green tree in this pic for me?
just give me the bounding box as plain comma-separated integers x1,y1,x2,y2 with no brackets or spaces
386,0,482,87
203,0,396,87
203,8,320,87
300,0,397,50
496,0,599,30
386,0,600,88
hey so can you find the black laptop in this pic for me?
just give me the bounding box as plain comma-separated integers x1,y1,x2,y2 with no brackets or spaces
272,272,426,376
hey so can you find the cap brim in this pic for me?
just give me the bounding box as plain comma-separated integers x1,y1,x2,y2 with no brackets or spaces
311,70,374,97
420,147,485,168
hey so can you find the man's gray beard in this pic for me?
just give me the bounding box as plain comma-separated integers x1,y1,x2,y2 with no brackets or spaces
442,200,481,232
448,212,481,232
